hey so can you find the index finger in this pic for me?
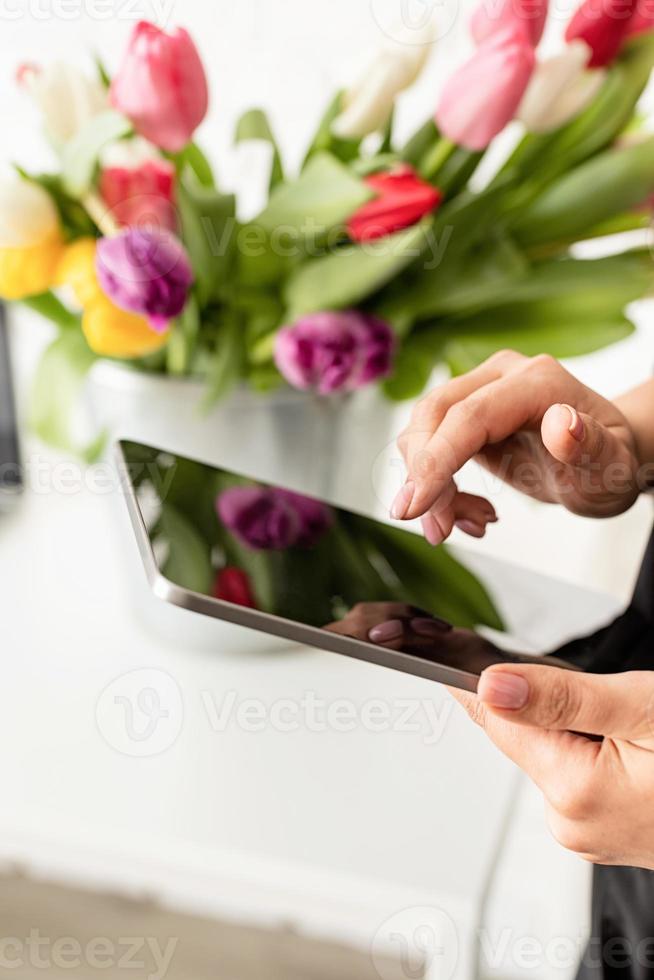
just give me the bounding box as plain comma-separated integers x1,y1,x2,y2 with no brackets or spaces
404,370,548,519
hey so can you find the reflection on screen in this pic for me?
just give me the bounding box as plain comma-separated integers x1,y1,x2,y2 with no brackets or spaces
121,441,504,640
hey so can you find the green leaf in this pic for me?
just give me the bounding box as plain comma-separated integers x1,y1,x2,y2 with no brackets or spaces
285,220,432,316
177,181,236,307
302,91,362,167
30,330,104,462
166,295,200,375
441,302,637,375
160,503,213,595
255,151,373,236
383,231,530,323
200,313,244,408
513,137,654,248
181,142,216,188
247,362,284,393
383,329,445,401
401,118,440,169
21,291,80,331
61,110,132,196
235,108,284,191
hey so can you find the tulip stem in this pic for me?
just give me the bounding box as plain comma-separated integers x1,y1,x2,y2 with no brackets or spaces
82,191,120,237
421,138,456,182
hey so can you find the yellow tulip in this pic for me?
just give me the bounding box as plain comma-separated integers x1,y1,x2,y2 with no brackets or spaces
0,235,65,300
81,294,170,357
56,237,169,358
0,176,65,299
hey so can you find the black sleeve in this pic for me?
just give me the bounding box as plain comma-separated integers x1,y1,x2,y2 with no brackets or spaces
554,529,654,674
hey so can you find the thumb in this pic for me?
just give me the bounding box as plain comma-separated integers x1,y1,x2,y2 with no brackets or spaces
541,403,631,473
477,664,654,741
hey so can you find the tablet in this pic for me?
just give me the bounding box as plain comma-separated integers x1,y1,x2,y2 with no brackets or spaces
0,305,22,507
115,439,567,692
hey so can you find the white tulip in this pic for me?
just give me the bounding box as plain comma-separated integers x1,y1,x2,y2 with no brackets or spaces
0,176,59,249
332,22,436,140
517,41,606,135
19,62,107,147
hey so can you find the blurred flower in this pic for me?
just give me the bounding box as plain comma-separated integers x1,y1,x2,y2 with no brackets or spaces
565,0,638,68
625,1,654,36
95,228,193,332
436,27,535,151
109,21,209,153
274,311,395,396
213,567,257,607
517,41,605,133
0,177,64,300
471,0,548,46
99,137,176,231
217,486,333,551
332,22,434,139
56,237,169,357
17,62,107,146
347,165,442,242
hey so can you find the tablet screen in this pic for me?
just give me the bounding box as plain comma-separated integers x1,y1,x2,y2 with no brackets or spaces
118,439,509,666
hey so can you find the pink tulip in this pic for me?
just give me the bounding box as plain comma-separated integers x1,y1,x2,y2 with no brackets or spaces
565,0,638,68
436,28,535,151
471,0,548,47
100,157,176,231
625,0,654,36
109,21,209,153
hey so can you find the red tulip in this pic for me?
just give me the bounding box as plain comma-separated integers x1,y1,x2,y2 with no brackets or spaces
565,0,638,67
436,27,535,151
471,0,548,47
100,156,176,232
213,567,257,608
110,21,209,153
346,166,442,243
625,0,654,36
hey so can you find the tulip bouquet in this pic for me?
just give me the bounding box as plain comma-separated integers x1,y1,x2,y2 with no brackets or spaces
4,4,654,457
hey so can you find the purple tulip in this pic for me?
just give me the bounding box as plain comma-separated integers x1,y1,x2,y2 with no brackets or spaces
95,228,193,332
217,486,333,551
274,311,395,396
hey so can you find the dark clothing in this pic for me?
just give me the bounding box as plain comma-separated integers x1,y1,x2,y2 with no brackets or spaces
558,532,654,980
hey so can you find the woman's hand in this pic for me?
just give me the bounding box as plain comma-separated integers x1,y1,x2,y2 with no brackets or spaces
394,350,641,544
452,665,654,870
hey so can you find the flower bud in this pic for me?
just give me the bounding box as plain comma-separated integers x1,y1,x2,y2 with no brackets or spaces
110,21,208,153
274,311,395,396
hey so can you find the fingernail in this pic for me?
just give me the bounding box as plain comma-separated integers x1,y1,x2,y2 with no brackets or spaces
391,481,415,521
562,404,584,442
422,514,444,547
479,671,529,710
455,519,486,538
368,619,404,643
410,617,452,637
